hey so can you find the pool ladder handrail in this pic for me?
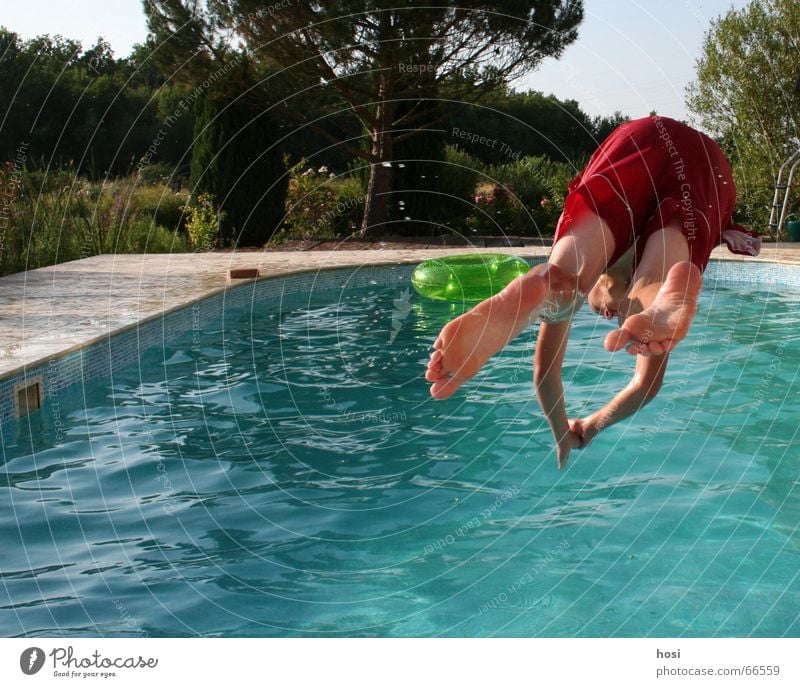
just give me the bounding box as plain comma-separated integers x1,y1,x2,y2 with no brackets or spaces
768,141,800,240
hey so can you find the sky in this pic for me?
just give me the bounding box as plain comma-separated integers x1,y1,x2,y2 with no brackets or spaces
0,0,750,123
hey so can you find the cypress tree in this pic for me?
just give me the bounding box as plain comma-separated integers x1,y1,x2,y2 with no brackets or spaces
190,90,287,247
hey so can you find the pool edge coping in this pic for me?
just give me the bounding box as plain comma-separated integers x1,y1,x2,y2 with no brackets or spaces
0,252,788,387
0,250,794,425
0,263,365,386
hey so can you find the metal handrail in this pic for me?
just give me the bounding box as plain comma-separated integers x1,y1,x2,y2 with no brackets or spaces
769,145,800,240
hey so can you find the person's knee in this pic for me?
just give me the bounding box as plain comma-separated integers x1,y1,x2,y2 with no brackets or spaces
637,224,690,282
549,210,616,285
537,263,586,322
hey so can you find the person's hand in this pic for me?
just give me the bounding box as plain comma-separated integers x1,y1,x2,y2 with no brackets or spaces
569,417,601,450
556,429,582,470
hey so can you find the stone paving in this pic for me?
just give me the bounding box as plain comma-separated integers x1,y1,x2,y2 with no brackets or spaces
1,243,799,380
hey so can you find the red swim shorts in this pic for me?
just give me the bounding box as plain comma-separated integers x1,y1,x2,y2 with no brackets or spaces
554,115,760,271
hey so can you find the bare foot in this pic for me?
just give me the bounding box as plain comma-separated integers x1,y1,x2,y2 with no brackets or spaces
425,270,548,399
604,261,702,356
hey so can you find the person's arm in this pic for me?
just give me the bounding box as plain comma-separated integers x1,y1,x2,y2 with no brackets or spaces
572,352,669,448
534,319,581,469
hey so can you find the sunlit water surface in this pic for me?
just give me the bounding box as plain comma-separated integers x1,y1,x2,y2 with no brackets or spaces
2,272,799,637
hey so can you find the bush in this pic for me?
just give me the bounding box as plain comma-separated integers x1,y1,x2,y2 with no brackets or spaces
0,168,189,276
440,145,482,207
131,183,189,232
114,217,189,253
278,162,365,240
0,173,88,274
136,161,181,187
183,193,221,251
190,91,288,247
427,146,484,235
465,155,576,237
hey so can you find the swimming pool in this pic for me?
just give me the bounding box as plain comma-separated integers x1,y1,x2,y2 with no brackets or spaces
1,263,799,637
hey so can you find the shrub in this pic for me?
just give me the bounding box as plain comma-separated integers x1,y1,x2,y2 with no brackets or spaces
0,167,190,276
183,193,221,251
279,162,365,240
114,217,189,254
465,155,576,237
190,91,288,247
131,183,189,232
136,161,180,187
440,145,482,208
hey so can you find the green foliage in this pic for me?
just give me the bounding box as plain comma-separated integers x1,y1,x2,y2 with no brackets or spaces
278,162,365,240
132,184,188,232
445,90,626,166
687,0,800,236
183,193,221,250
0,28,194,179
113,217,189,254
465,156,572,237
422,145,482,234
488,155,577,208
440,146,482,206
148,1,584,231
190,90,288,247
136,161,184,187
421,147,574,237
0,167,188,276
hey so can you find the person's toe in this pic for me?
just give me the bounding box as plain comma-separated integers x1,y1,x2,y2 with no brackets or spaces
425,365,447,381
430,375,463,399
626,341,646,356
604,328,632,352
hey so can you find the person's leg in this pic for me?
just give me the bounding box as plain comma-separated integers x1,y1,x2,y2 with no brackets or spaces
605,222,703,356
426,211,616,399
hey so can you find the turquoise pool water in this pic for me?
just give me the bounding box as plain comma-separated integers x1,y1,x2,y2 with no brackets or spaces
1,269,799,637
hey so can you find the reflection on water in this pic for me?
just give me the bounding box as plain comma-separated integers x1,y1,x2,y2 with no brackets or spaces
1,279,799,637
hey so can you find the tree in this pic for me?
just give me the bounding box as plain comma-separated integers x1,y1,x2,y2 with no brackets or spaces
445,88,615,165
392,96,446,234
686,0,800,237
190,86,288,246
145,1,584,233
0,28,195,178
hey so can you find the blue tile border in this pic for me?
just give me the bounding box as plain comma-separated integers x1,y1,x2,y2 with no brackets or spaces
1,258,799,429
0,264,413,428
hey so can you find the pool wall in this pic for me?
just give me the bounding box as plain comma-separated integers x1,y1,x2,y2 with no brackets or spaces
0,258,797,428
0,264,414,427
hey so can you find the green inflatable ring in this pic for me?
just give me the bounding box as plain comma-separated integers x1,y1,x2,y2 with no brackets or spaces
411,253,530,302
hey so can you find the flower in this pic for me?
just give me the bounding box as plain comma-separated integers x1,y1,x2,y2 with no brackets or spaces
318,165,329,174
